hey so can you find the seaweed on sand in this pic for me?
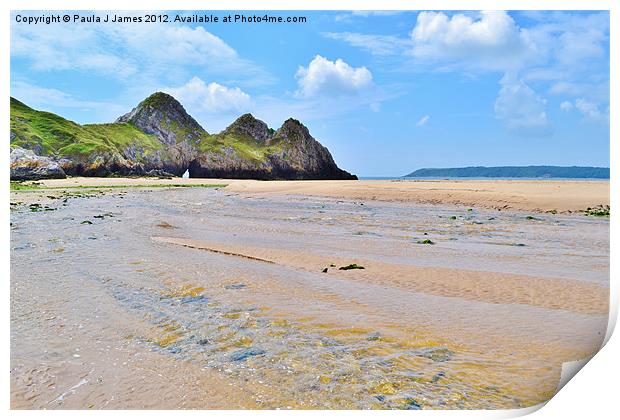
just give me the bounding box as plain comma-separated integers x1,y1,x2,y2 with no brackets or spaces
339,264,365,270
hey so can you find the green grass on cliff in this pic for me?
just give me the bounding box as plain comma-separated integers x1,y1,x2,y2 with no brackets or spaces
11,97,284,164
11,98,163,159
160,117,206,145
198,132,285,163
141,92,177,109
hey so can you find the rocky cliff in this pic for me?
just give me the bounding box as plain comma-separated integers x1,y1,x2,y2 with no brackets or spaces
10,93,357,181
189,114,356,180
10,147,66,180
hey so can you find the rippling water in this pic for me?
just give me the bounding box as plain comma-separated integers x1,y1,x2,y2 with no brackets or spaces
10,187,609,409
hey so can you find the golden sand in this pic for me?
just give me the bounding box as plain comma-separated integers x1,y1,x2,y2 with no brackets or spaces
152,236,609,315
24,177,609,213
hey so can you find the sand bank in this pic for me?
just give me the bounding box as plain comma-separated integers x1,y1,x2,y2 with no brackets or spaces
25,177,609,213
152,236,609,315
10,182,609,409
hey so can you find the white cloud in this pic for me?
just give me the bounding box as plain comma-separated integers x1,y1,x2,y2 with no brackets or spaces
12,81,99,108
412,11,515,45
330,10,533,67
554,23,607,68
322,32,408,56
369,103,381,112
164,77,251,114
549,80,609,104
11,80,125,118
326,11,611,128
416,115,430,127
494,74,551,136
295,55,373,97
351,11,403,17
328,11,608,82
11,22,137,77
10,12,271,85
574,98,607,122
557,98,608,123
410,11,534,71
550,81,581,96
522,13,609,116
109,25,237,68
334,11,403,22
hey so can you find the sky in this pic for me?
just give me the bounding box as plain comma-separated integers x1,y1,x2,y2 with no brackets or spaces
10,10,610,176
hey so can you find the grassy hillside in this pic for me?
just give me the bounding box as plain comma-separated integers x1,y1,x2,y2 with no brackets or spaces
10,98,284,164
198,132,285,163
10,98,164,160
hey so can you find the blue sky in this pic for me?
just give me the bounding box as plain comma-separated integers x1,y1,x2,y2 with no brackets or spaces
11,10,610,176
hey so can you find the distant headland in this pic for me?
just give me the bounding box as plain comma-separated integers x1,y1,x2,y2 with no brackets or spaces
406,166,610,179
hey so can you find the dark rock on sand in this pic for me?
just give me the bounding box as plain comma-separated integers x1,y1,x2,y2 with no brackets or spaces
367,332,381,341
403,398,422,410
339,263,365,270
224,284,246,290
414,346,454,363
230,347,266,362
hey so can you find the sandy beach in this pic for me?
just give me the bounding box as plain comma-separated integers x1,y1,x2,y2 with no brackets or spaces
26,177,610,213
9,3,613,412
10,178,610,409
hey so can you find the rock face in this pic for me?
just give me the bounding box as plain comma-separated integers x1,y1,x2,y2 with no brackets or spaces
274,118,354,179
10,93,357,181
189,117,356,180
223,113,271,142
116,92,206,145
10,147,66,180
113,92,205,175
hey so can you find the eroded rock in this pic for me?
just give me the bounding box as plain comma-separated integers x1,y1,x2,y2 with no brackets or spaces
10,147,66,181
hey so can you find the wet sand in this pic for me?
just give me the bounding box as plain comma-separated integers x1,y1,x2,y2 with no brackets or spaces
28,177,610,213
10,180,609,409
151,236,608,315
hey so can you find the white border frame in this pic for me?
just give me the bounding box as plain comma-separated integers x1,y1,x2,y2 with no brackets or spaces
2,1,616,419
